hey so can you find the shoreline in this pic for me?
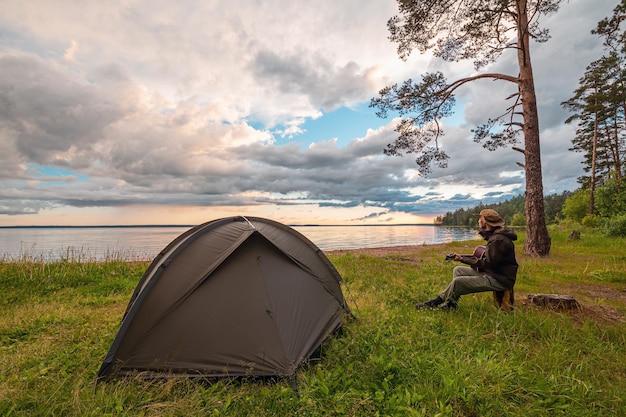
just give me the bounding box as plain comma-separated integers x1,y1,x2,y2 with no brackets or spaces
324,242,453,257
1,243,459,263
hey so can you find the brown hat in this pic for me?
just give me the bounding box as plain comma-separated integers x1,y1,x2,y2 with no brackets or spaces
473,209,505,227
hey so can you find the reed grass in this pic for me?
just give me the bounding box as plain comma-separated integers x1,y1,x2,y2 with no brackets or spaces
1,226,624,416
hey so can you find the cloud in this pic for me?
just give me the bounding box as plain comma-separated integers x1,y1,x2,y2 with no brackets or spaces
63,40,79,63
251,49,382,112
0,55,133,164
0,0,618,224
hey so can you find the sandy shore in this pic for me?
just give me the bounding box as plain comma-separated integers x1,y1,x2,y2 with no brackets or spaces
325,243,450,257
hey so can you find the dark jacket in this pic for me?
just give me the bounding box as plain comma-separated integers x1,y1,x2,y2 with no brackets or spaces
461,226,518,289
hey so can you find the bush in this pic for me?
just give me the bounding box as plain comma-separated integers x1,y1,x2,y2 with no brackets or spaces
581,214,601,228
510,212,526,226
561,189,590,223
603,214,626,237
595,179,626,218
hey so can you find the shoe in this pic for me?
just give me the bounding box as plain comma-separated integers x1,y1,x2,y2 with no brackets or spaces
439,300,458,311
415,296,444,310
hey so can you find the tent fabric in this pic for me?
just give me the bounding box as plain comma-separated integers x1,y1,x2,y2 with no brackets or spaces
97,216,350,380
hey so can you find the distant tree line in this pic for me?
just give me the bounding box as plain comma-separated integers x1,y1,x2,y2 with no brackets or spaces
434,192,571,227
434,180,626,236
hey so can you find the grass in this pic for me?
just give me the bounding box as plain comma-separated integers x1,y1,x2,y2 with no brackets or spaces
1,226,625,416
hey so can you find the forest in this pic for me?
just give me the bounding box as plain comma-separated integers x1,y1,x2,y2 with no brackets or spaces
434,192,570,227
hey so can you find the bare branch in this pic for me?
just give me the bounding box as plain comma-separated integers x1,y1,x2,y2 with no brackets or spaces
505,92,521,100
444,73,520,95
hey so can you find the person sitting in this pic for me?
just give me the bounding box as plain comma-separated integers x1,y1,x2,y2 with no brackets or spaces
415,209,518,311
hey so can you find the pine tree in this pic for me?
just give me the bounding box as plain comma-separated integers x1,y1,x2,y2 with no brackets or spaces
563,1,626,209
371,0,558,256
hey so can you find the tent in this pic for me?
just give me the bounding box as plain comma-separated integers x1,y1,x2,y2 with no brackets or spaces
97,216,350,383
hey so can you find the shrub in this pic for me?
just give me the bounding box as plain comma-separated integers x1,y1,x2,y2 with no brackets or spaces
595,178,626,218
561,189,589,223
603,214,626,237
581,214,601,228
510,212,526,226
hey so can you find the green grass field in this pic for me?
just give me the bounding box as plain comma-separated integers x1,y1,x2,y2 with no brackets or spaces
1,225,625,416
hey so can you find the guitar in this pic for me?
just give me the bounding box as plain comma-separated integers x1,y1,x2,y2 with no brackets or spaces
445,245,486,261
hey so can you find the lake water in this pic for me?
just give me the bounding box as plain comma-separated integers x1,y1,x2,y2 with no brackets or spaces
0,225,480,261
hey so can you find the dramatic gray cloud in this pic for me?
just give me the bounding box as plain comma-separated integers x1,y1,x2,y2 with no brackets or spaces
0,0,618,225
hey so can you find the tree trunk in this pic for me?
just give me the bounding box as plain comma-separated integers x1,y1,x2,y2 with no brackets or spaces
613,109,623,188
590,95,598,215
517,0,551,256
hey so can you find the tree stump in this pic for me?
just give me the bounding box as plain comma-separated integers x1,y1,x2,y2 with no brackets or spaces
568,230,581,241
527,294,581,310
493,289,514,311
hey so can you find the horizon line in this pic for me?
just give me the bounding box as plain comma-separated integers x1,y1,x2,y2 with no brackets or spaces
0,223,443,229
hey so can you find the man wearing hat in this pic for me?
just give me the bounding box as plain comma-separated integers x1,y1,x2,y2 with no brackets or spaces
415,209,519,310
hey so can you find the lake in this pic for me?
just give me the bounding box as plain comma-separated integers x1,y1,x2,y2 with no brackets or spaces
0,225,480,261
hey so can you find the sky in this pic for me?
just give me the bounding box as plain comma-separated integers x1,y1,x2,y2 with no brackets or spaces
0,0,618,226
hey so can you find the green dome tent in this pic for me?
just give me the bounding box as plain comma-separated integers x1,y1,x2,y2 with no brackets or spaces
97,216,350,384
